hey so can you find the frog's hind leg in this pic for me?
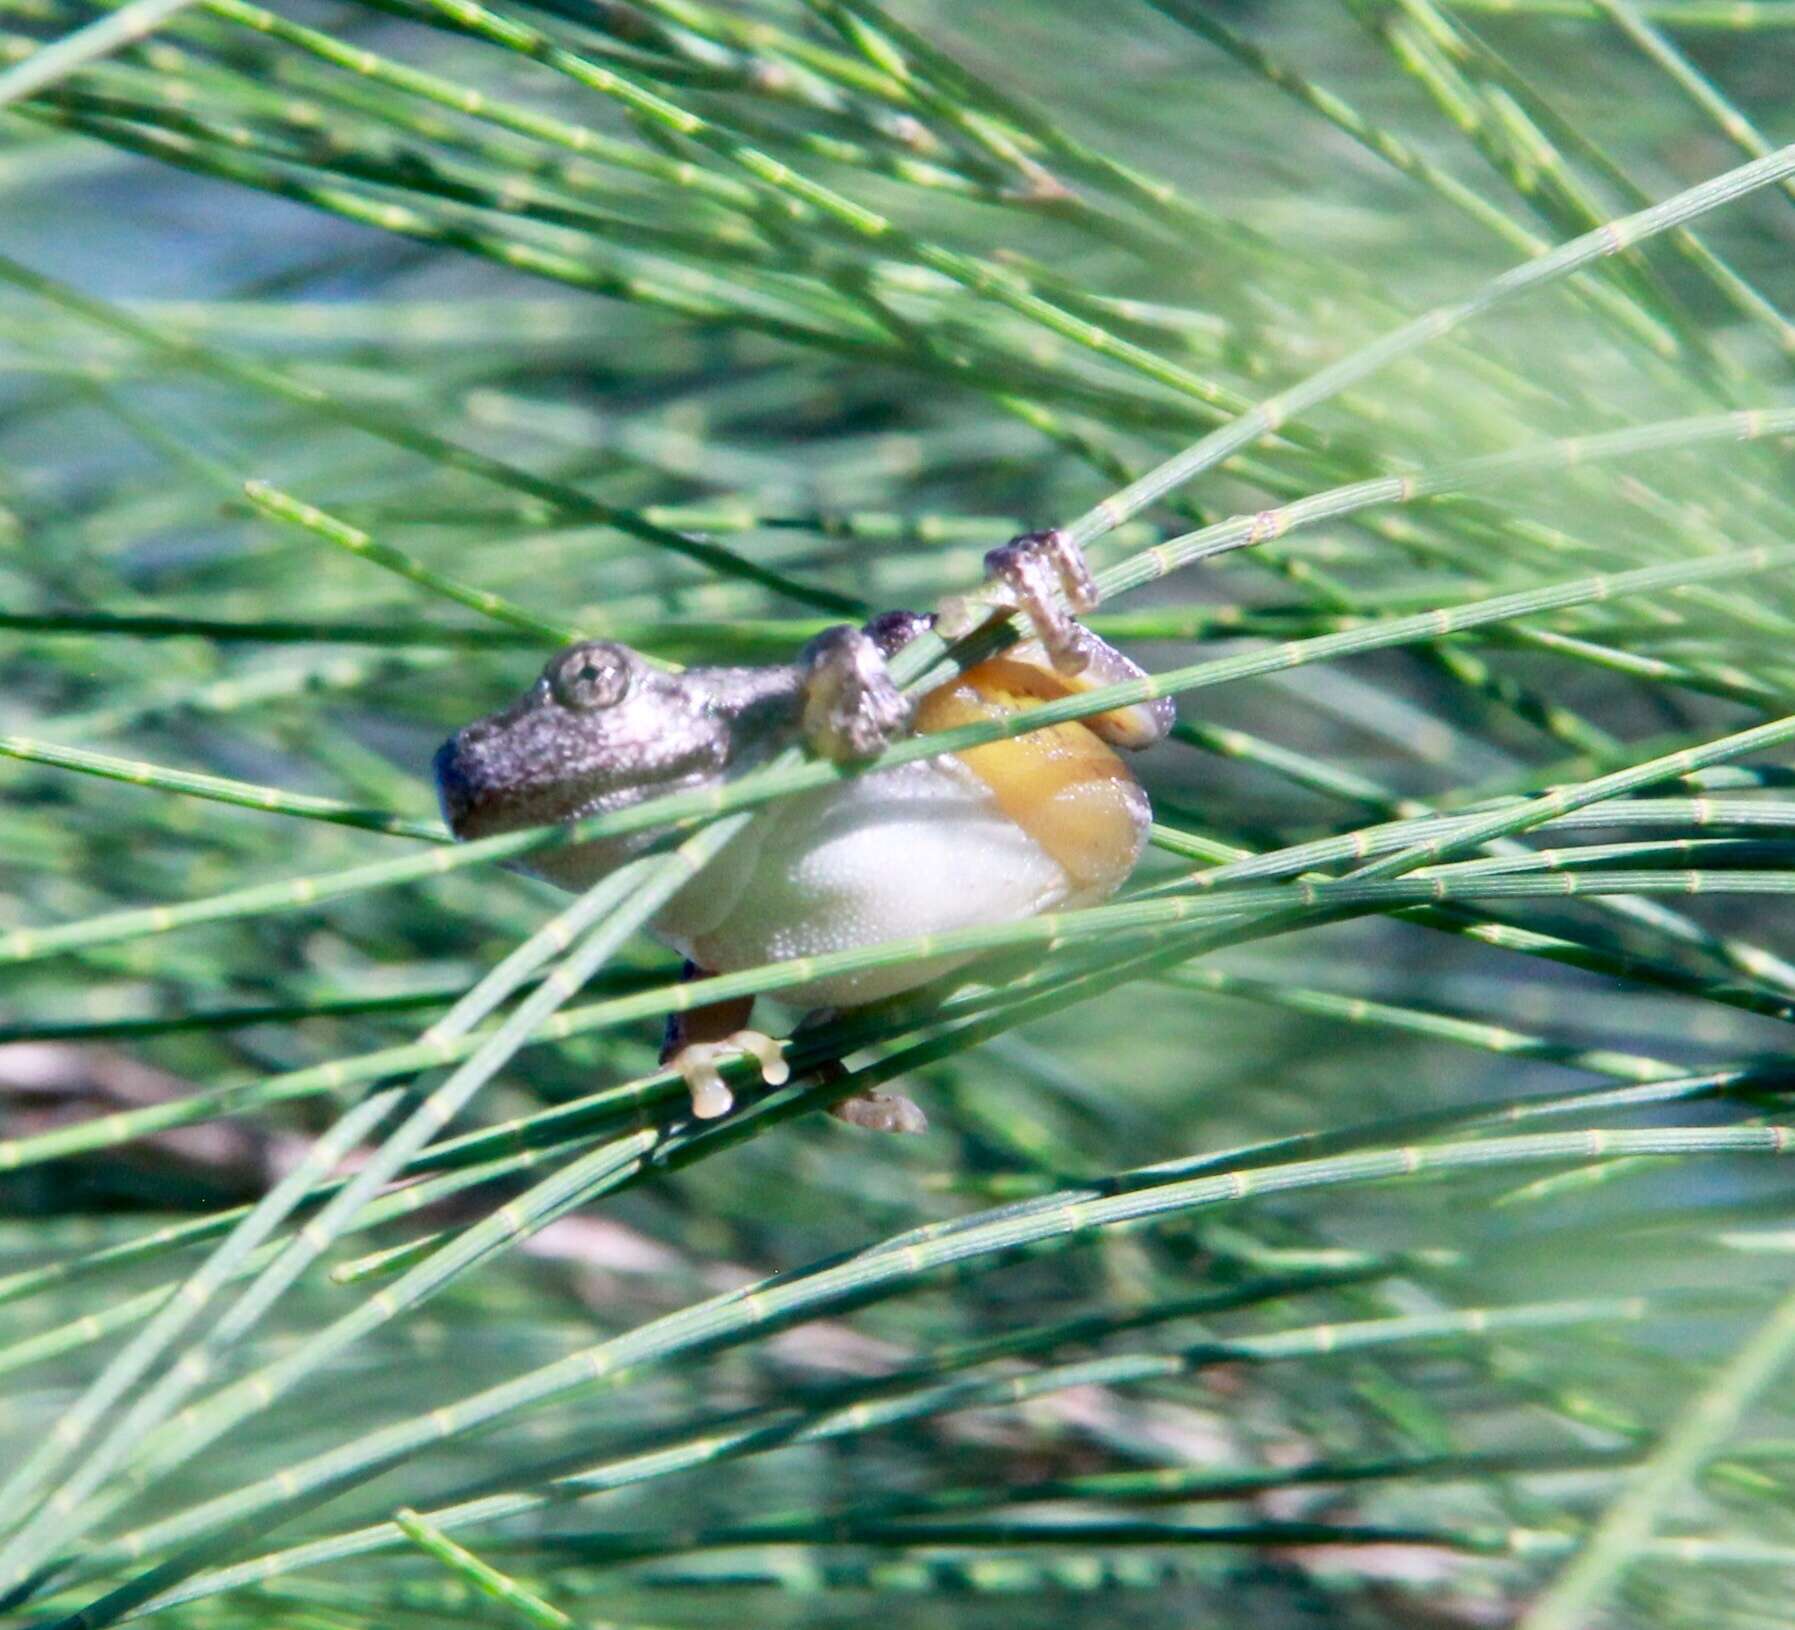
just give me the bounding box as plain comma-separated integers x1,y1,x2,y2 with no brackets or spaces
660,963,788,1121
937,527,1099,676
831,1087,928,1135
784,1008,929,1136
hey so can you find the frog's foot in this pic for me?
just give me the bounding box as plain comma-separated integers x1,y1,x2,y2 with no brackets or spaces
798,624,914,762
830,1087,928,1135
670,1031,790,1120
790,1012,928,1135
937,527,1100,676
661,975,788,1120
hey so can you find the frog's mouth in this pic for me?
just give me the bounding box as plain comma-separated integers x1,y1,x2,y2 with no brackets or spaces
432,725,678,844
433,728,594,841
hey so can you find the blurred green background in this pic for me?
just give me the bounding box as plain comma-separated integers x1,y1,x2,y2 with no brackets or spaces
5,2,1795,1626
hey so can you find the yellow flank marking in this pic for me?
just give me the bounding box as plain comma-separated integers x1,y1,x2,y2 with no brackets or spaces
919,658,1148,896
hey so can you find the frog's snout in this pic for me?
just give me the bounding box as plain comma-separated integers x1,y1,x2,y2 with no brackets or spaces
433,731,480,838
432,706,578,840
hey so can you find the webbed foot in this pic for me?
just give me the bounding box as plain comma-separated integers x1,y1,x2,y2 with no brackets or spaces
669,1031,790,1120
937,527,1100,675
829,1088,928,1135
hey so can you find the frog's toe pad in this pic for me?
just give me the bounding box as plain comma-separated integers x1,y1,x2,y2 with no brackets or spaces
672,1030,790,1120
830,1088,928,1135
799,626,913,762
981,528,1100,675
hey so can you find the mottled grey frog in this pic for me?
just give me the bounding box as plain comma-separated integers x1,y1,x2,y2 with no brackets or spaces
434,531,1171,1132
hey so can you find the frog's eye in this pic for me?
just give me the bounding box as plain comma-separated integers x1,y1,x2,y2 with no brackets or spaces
548,643,630,711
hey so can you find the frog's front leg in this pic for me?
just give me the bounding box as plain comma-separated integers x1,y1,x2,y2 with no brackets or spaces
795,610,930,763
797,521,1133,761
660,963,788,1120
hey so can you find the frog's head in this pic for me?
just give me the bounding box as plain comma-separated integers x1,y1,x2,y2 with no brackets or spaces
433,641,725,844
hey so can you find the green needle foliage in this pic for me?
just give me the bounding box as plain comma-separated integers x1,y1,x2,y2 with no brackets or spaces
4,3,1795,1627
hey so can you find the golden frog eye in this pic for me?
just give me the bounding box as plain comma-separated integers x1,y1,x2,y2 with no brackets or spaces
547,642,630,711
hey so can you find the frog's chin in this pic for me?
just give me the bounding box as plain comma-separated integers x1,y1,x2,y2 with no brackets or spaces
513,827,681,893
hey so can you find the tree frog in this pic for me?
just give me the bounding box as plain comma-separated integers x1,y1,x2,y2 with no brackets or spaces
434,531,1171,1132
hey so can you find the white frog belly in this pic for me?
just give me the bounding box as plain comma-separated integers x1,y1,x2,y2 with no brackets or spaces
652,757,1076,1007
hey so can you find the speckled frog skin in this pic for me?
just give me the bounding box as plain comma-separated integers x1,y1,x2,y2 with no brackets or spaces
434,533,1171,1128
